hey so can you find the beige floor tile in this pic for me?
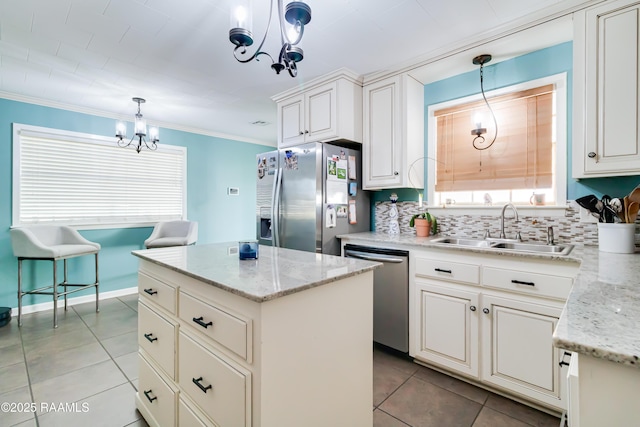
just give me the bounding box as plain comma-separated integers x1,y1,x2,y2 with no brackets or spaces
86,311,138,341
26,341,110,383
115,351,139,382
37,383,142,427
0,362,29,395
0,342,25,369
0,385,35,426
374,409,411,427
484,393,560,427
101,331,138,358
0,320,22,349
380,376,482,427
413,365,489,404
22,326,97,358
373,361,413,407
472,406,531,427
31,360,128,411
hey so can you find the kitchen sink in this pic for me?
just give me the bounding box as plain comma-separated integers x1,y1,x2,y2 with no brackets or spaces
430,237,574,256
491,241,574,255
430,237,496,248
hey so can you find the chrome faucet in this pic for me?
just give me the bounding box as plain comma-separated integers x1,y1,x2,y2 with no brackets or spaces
499,203,521,240
547,226,555,245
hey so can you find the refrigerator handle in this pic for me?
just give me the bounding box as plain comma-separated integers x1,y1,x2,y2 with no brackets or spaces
272,167,283,248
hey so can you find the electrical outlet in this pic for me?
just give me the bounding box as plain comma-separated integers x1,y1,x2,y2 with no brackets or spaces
579,206,598,223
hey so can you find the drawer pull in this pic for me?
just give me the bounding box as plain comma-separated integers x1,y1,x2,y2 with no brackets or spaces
193,316,213,328
559,351,572,367
435,268,452,274
511,279,535,287
470,305,477,312
143,389,157,403
144,288,158,295
483,308,490,314
144,333,158,343
192,376,212,393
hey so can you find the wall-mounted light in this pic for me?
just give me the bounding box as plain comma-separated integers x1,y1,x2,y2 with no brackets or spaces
471,54,498,150
229,0,312,77
116,97,159,153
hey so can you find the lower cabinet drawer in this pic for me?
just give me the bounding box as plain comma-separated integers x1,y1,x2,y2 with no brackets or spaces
138,302,177,379
138,354,177,427
179,290,249,360
178,331,251,427
179,396,216,427
415,257,480,285
139,272,177,314
482,267,573,300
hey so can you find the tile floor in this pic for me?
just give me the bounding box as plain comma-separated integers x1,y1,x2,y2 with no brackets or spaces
1,294,561,427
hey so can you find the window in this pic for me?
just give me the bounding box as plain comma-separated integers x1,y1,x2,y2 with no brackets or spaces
427,74,567,207
13,123,186,228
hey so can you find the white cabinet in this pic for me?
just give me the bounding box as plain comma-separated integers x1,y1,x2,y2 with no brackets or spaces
362,73,424,189
481,295,564,408
415,282,479,377
573,0,640,178
273,70,362,148
410,249,578,412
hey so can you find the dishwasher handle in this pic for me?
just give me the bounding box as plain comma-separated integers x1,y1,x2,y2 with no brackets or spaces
345,249,406,263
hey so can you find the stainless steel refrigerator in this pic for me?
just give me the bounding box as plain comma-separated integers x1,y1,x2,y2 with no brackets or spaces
256,141,370,256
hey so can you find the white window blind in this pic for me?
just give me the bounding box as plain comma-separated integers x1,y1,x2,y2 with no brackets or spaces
13,123,186,228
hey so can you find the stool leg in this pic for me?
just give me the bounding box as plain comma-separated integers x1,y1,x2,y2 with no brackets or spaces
17,259,23,327
52,260,58,329
63,259,68,311
95,253,100,313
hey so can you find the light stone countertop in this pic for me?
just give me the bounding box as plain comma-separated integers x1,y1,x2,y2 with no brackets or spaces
132,242,380,303
339,231,640,368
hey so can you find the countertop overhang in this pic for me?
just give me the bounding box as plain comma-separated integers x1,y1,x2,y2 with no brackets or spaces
132,242,380,303
339,232,640,368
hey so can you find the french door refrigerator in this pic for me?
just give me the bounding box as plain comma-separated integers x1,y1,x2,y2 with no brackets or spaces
256,141,370,256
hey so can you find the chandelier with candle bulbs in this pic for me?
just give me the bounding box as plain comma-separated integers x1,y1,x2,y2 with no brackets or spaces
115,97,159,153
229,0,312,77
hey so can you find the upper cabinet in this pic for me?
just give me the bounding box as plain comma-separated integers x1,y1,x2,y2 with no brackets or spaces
273,69,363,149
362,73,424,190
573,0,640,178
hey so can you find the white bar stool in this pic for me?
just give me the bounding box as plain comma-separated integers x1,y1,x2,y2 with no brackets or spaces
10,225,101,328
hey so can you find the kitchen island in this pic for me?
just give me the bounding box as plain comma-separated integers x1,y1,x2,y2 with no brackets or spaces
132,242,380,427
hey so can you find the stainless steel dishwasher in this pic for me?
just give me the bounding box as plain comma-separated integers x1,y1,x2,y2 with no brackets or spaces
344,244,409,353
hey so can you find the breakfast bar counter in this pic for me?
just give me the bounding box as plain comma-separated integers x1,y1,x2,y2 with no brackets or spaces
132,243,379,427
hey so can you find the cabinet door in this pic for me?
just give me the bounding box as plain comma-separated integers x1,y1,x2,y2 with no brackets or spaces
481,295,564,410
279,94,305,148
305,82,337,142
575,0,640,177
414,283,479,377
363,76,402,188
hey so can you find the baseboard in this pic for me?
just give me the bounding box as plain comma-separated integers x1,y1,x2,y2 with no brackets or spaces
11,286,138,317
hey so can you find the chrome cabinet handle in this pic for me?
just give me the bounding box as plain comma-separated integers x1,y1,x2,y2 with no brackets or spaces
192,377,212,393
470,305,476,312
483,308,490,314
144,333,157,343
588,152,596,158
394,171,399,175
192,316,213,329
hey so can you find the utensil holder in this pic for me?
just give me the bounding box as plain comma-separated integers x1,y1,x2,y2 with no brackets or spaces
597,223,636,254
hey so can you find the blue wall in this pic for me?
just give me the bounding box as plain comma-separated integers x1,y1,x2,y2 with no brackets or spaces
373,41,640,214
0,98,272,309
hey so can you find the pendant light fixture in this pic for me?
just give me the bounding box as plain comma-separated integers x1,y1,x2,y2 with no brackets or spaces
471,54,498,150
229,0,312,77
115,97,159,153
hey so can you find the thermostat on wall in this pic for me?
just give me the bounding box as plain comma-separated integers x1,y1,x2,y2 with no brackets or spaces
227,187,239,196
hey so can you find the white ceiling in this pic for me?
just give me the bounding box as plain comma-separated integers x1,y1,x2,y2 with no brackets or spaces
0,0,595,146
